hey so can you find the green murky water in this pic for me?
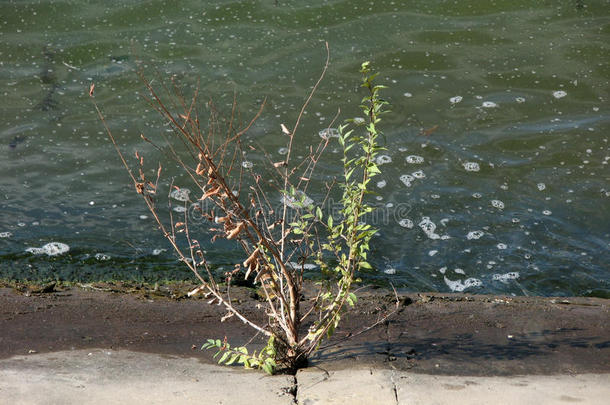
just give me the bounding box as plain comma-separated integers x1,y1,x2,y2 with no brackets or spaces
1,0,608,297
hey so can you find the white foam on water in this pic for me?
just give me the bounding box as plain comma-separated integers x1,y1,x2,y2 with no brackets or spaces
472,192,482,199
376,180,387,188
95,253,111,261
241,160,253,169
537,183,546,191
152,248,166,256
411,170,425,179
384,268,397,275
491,200,505,209
398,218,414,228
542,210,552,216
444,276,482,292
170,188,191,202
449,96,463,104
42,242,70,256
0,232,12,238
482,101,498,108
172,206,187,213
278,147,288,155
26,242,70,256
553,90,567,99
515,97,526,103
454,268,465,275
439,266,447,274
428,250,438,256
281,190,314,209
403,92,412,98
497,243,507,250
318,128,340,139
353,117,365,125
463,162,480,172
288,262,318,270
398,147,408,152
139,215,148,220
419,217,440,240
492,272,520,283
376,154,392,165
467,230,484,240
400,174,414,187
405,155,424,164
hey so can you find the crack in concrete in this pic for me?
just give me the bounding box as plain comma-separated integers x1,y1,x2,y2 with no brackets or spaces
290,375,298,404
390,370,399,404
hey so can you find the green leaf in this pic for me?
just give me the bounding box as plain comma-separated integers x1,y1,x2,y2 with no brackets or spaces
218,351,230,364
359,261,372,270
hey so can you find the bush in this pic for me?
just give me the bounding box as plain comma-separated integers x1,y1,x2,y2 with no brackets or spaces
90,47,392,373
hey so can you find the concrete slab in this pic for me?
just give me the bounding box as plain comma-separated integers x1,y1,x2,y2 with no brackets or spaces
395,373,610,405
296,368,397,405
0,349,295,405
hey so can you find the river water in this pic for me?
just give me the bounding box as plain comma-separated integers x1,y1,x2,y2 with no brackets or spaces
1,0,608,297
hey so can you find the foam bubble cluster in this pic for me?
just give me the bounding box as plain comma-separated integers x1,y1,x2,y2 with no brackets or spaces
170,188,191,202
467,230,484,240
282,190,314,209
398,218,414,228
537,183,546,191
411,170,425,179
241,161,253,169
95,253,111,261
449,96,462,104
463,162,480,172
376,180,387,188
318,128,340,139
400,174,414,187
0,232,12,238
406,155,424,164
419,217,440,239
482,101,498,108
553,90,567,99
492,272,520,283
444,276,483,292
375,155,392,165
26,242,70,256
383,268,397,275
491,200,505,209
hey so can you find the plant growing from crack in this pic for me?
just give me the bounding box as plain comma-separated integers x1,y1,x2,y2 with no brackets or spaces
90,47,394,373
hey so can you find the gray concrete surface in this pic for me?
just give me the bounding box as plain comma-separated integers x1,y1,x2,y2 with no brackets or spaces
0,349,608,405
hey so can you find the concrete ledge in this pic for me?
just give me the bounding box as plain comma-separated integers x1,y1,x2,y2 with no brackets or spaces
0,349,295,405
1,350,608,405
